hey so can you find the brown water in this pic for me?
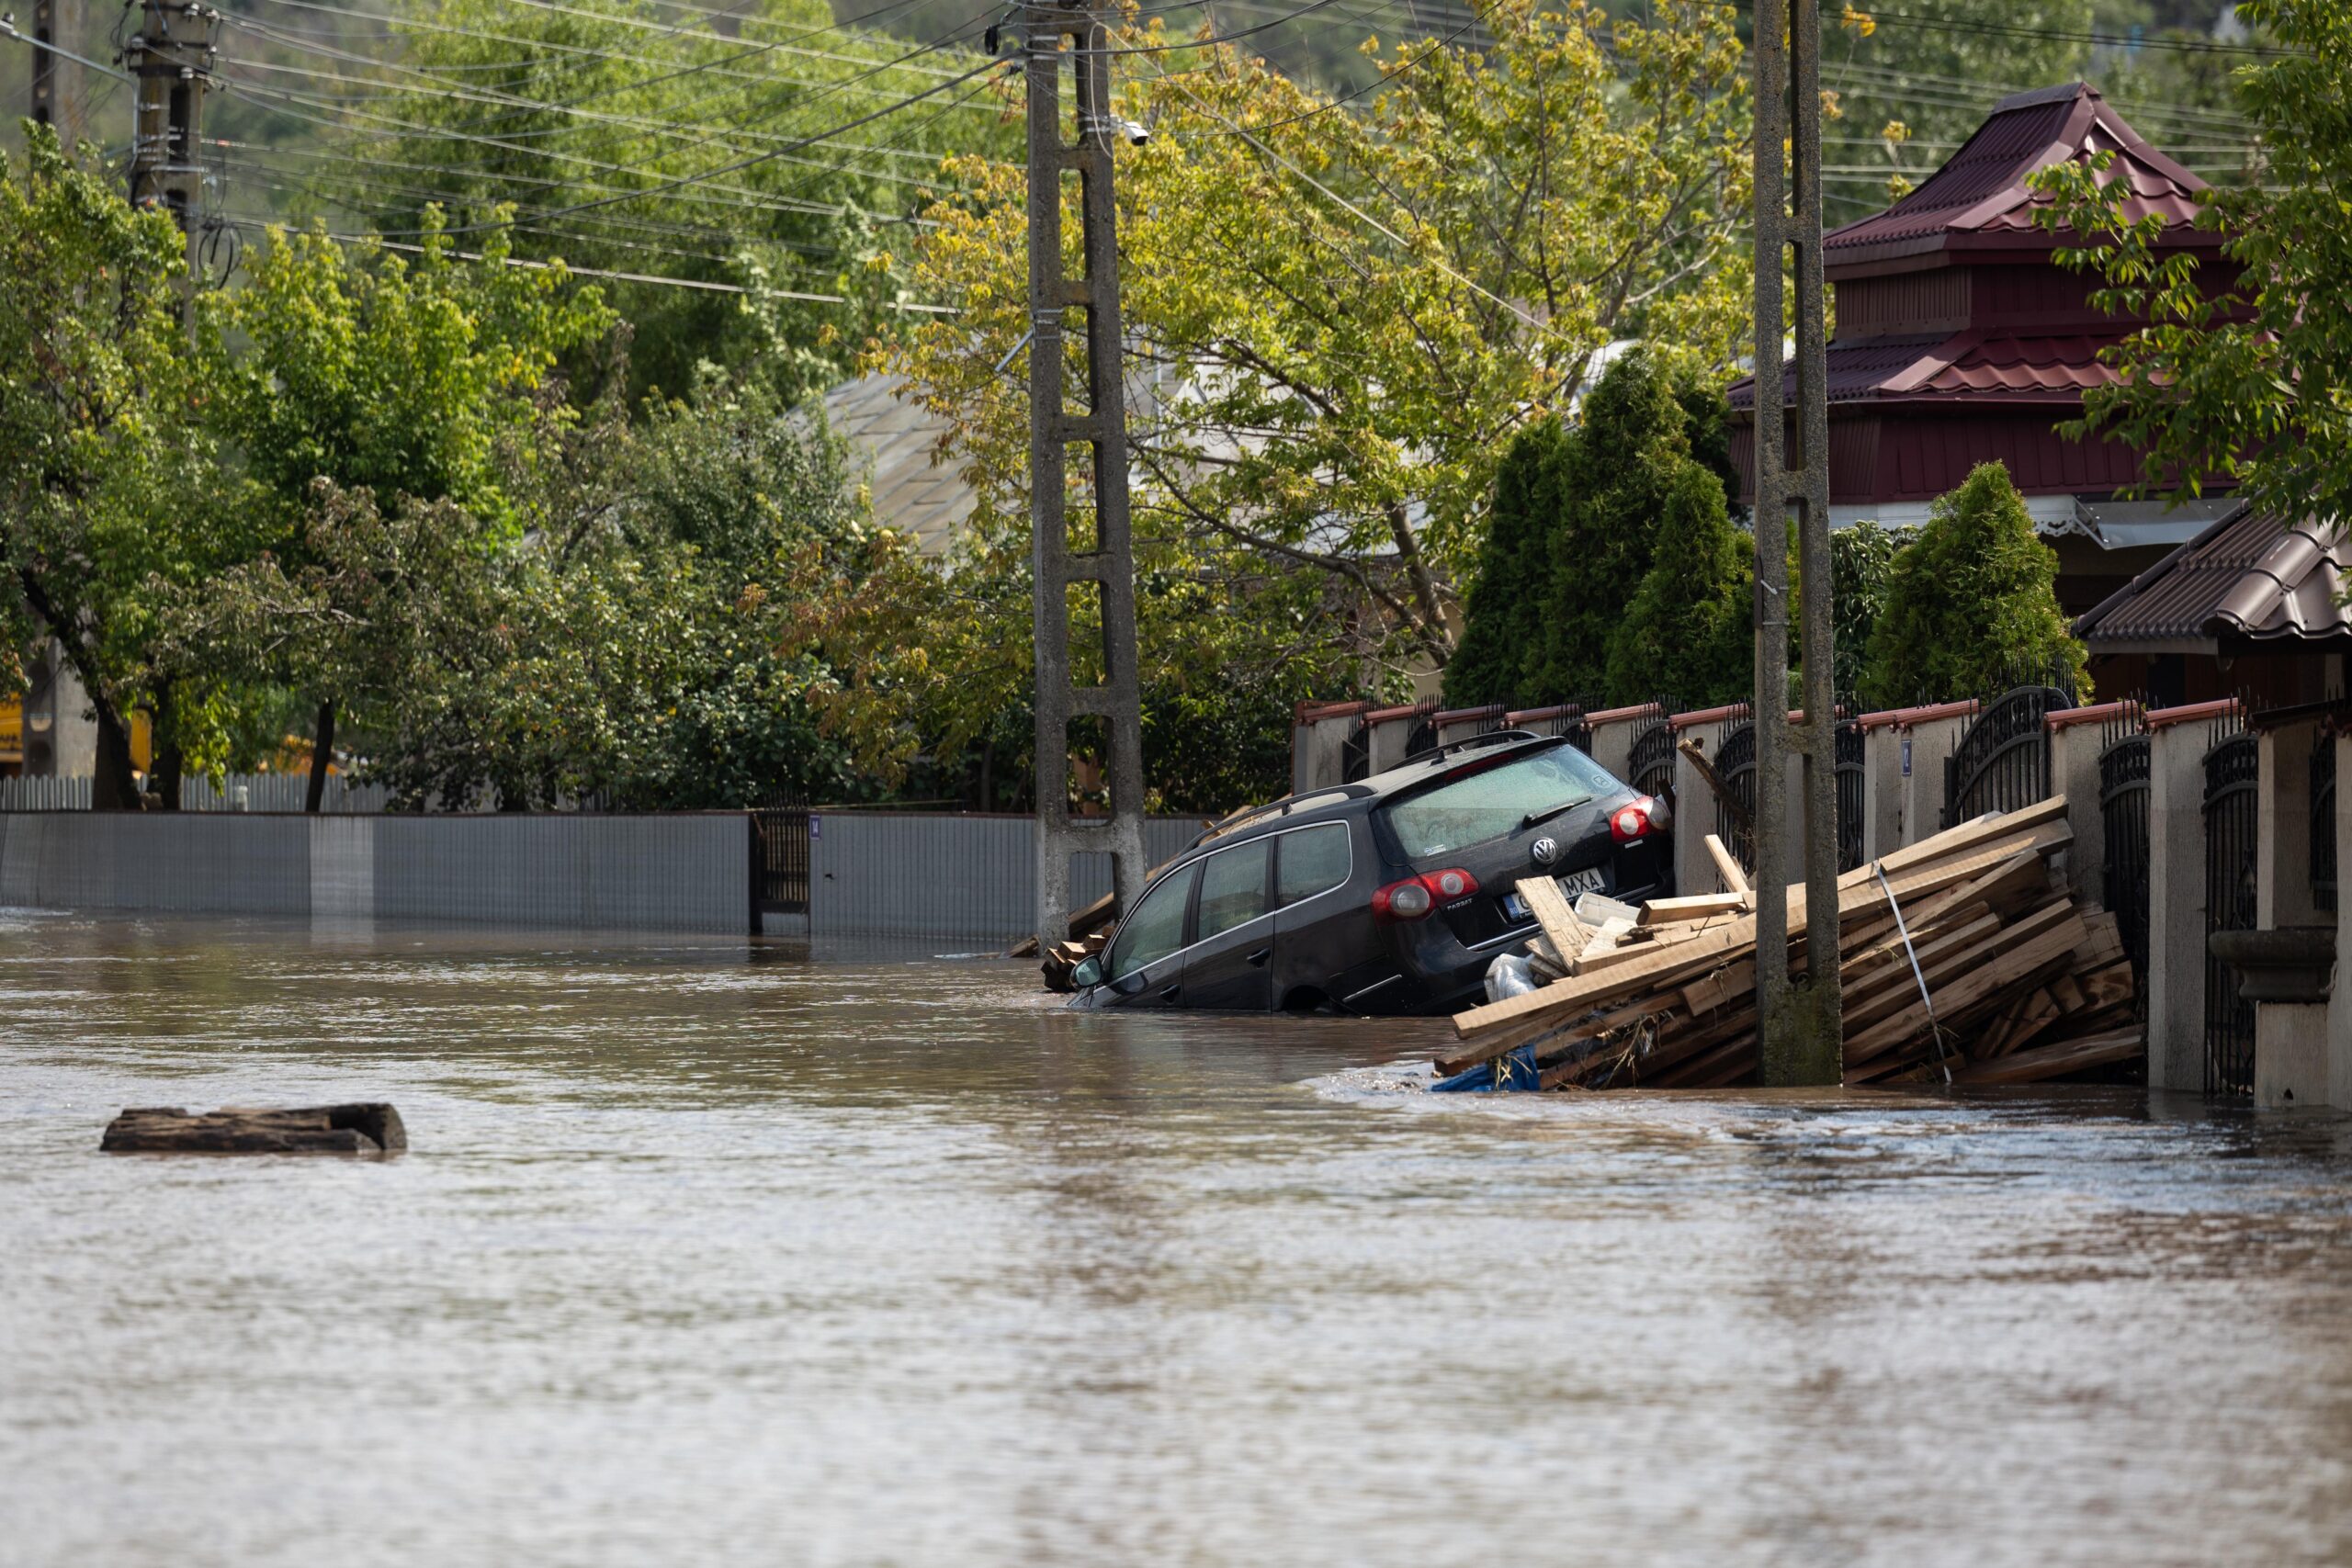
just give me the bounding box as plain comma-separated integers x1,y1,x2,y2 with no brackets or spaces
5,910,2352,1566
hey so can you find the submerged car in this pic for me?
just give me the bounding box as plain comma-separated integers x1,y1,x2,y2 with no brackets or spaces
1069,731,1672,1016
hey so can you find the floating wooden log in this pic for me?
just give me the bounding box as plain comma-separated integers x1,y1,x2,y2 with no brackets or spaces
101,1104,407,1156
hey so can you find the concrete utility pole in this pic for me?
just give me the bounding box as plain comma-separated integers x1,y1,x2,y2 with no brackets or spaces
1749,0,1842,1084
1023,0,1148,953
125,0,215,275
27,0,81,139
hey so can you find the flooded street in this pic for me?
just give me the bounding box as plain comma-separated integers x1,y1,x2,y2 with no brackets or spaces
6,911,2352,1566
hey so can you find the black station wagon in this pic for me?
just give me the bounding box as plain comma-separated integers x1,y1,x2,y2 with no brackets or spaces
1069,731,1672,1016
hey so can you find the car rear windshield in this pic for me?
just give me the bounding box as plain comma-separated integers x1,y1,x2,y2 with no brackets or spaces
1377,743,1625,860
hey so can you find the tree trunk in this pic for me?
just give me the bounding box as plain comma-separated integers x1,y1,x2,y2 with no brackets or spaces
151,689,183,812
306,698,335,814
17,569,139,810
91,705,141,811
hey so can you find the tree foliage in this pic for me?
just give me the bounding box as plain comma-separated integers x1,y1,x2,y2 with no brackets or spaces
1442,418,1566,707
168,370,876,809
330,0,1018,407
0,127,227,806
888,0,1753,674
1828,519,1901,703
1537,349,1704,699
1860,462,2086,708
2028,0,2352,528
1602,462,1751,705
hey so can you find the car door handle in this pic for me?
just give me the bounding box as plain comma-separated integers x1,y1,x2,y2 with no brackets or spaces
1158,983,1182,1001
1246,946,1272,967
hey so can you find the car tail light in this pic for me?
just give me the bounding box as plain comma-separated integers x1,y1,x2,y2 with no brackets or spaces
1373,867,1479,921
1611,795,1668,843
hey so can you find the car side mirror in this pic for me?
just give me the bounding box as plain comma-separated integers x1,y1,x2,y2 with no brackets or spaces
1070,956,1103,988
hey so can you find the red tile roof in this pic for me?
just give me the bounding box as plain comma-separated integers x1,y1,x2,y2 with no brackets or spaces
2075,506,2352,651
1731,330,2129,410
1824,83,2218,272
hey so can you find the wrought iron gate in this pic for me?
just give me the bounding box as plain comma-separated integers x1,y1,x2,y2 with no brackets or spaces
1834,717,1865,872
1714,706,1758,874
2201,721,2259,1096
1341,718,1370,783
1628,709,1676,807
1944,682,2070,827
2098,718,2152,983
753,797,811,913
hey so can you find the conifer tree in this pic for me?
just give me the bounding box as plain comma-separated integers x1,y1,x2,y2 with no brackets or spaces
1535,350,1692,698
1859,462,2087,708
1602,463,1751,705
1443,418,1566,706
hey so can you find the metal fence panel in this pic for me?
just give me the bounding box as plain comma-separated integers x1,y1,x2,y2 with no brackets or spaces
806,813,1207,942
2201,726,2259,1096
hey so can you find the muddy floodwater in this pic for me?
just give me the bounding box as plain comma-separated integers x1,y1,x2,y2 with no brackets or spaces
5,912,2352,1566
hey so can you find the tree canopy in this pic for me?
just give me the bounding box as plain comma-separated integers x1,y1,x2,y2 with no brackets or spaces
2028,0,2351,529
1859,462,2086,708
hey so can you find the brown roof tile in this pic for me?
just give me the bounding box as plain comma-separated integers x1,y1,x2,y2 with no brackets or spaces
2075,505,2352,651
1823,83,2215,272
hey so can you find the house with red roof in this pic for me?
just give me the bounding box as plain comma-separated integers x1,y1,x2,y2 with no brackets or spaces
1727,82,2237,625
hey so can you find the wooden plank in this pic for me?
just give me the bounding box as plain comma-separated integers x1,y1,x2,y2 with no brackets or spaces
1637,892,1750,926
1951,1028,2143,1085
1704,833,1752,897
1516,874,1590,965
1843,911,2090,1066
1679,739,1749,831
1449,831,2066,1039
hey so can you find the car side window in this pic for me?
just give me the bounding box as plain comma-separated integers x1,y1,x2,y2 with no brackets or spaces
1276,823,1351,907
1107,864,1196,980
1196,840,1271,943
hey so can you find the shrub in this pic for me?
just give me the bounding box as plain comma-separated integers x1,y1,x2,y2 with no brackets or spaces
1859,462,2087,708
1444,417,1567,707
1603,462,1751,705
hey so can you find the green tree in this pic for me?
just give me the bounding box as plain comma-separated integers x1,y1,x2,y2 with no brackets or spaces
890,0,1753,674
190,216,612,804
318,0,1018,408
1859,462,2086,708
1443,418,1566,707
0,128,232,809
2027,0,2351,528
1536,349,1698,699
1602,462,1751,705
1829,519,1902,703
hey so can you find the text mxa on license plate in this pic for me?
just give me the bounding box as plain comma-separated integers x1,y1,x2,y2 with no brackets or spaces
1501,866,1605,920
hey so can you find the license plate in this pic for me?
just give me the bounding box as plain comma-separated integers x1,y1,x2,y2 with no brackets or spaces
1503,867,1606,920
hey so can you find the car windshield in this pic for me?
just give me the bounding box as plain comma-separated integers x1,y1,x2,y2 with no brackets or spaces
1377,744,1624,860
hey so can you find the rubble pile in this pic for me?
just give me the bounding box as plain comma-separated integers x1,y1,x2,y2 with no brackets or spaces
1435,797,2143,1090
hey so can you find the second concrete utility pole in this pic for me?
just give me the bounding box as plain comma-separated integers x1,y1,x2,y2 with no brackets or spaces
1749,0,1841,1084
126,0,216,275
1023,0,1148,955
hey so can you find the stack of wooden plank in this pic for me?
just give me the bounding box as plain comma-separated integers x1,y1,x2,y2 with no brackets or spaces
1039,929,1110,993
1433,796,2143,1090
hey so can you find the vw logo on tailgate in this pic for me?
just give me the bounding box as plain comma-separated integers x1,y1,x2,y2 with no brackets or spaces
1530,835,1561,866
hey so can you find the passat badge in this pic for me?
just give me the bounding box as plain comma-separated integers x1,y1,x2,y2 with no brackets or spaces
1531,836,1561,866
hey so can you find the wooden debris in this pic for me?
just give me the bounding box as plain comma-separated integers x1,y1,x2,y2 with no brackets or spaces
1436,795,2143,1091
101,1104,407,1156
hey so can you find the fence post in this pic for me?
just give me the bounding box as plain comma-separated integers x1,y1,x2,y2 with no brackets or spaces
1897,704,1975,848
2145,706,2216,1091
1670,706,1733,895
1856,712,1904,863
1586,704,1654,784
2046,705,2118,902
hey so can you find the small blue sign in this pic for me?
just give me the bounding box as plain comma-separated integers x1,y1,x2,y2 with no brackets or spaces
1901,737,1912,777
809,815,821,840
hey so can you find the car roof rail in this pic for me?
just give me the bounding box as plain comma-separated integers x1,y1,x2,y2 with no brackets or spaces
1187,781,1379,850
1399,727,1544,770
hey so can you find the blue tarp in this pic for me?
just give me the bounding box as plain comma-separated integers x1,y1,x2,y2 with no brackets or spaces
1429,1043,1541,1092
